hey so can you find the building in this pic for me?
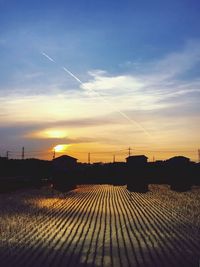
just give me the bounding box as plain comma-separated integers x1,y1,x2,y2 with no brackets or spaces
53,155,78,171
166,156,190,165
126,155,148,165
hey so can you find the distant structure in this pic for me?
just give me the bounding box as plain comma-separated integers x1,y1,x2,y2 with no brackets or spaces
53,155,78,171
165,156,190,165
126,155,148,193
22,147,25,160
166,156,191,191
52,155,78,192
126,155,148,165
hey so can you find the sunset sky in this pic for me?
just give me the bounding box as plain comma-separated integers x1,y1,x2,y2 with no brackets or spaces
0,0,200,162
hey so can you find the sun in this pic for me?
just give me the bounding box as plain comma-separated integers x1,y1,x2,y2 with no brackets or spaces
54,144,69,153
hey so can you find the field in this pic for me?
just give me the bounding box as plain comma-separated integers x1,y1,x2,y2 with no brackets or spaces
0,185,200,267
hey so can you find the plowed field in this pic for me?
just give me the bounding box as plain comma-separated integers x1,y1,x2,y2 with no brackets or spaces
0,185,200,267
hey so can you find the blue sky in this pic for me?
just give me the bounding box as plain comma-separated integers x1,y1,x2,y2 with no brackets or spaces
0,0,200,161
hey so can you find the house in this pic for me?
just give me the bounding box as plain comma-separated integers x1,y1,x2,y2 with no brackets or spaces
52,155,78,192
126,155,148,165
165,156,191,192
53,155,78,171
126,155,149,193
166,156,190,165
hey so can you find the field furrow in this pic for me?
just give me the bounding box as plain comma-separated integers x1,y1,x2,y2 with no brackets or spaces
0,185,199,267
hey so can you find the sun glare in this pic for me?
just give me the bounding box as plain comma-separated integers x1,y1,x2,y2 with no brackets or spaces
45,129,68,139
54,144,69,152
28,128,69,139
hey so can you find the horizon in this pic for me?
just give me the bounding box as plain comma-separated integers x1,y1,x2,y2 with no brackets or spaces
0,0,200,163
1,146,199,163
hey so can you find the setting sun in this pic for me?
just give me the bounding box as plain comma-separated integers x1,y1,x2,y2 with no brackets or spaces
54,144,69,153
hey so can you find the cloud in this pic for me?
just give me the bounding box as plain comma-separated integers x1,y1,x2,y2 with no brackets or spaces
0,115,124,146
0,40,200,155
80,40,200,113
152,39,200,79
82,72,143,92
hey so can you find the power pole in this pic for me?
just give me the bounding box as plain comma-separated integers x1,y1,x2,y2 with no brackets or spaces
88,152,90,164
153,156,155,162
198,149,200,163
128,147,132,157
113,155,115,163
6,151,10,159
22,147,25,160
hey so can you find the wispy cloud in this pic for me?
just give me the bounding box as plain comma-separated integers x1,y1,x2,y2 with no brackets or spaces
80,40,200,112
152,40,200,79
40,51,150,135
0,40,200,154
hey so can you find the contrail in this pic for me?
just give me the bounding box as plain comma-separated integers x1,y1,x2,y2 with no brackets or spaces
88,90,151,137
62,67,83,84
41,51,151,137
41,52,55,62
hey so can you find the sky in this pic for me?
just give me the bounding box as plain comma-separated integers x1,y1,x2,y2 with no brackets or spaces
0,0,200,162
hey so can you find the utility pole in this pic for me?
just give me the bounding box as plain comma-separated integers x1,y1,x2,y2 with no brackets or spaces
88,152,91,164
53,149,55,160
6,151,10,159
128,147,132,157
22,147,25,160
113,155,115,163
153,156,155,162
198,149,200,163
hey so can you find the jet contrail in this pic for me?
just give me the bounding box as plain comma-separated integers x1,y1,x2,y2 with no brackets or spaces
88,90,151,137
62,67,83,84
41,52,55,62
41,51,151,137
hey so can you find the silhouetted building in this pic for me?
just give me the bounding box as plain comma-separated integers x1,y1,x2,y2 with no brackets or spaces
154,160,164,164
126,155,148,165
126,155,148,192
166,156,190,165
52,155,78,192
53,155,78,171
166,156,191,191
